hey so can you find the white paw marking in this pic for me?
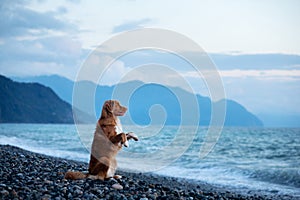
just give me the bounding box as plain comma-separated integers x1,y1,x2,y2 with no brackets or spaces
128,132,139,141
124,140,129,147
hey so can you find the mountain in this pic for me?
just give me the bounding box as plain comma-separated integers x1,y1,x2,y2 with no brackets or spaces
13,75,74,103
104,82,263,127
13,75,263,127
0,75,74,123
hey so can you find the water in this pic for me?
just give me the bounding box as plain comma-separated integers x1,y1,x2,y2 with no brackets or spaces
0,124,299,197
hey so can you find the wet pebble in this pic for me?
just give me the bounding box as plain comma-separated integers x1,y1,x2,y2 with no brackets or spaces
112,183,123,190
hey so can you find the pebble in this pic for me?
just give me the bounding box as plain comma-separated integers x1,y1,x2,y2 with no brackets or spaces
1,190,9,196
74,189,82,195
44,180,53,184
67,193,72,198
103,186,109,191
42,194,51,200
112,183,123,190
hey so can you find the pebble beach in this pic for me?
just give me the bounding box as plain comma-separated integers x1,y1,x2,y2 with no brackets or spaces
0,145,297,200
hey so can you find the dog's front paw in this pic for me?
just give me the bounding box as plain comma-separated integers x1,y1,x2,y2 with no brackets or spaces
119,133,129,147
126,132,139,141
123,140,129,147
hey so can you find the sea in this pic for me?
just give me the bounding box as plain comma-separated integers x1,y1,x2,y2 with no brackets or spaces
0,124,299,197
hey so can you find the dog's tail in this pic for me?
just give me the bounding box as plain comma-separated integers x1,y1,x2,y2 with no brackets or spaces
64,171,88,180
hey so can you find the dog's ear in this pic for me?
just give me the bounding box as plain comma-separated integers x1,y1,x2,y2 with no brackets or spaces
101,101,110,119
101,100,115,119
105,102,111,112
105,100,115,112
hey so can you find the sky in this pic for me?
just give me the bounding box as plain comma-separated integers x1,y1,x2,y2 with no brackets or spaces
0,0,300,126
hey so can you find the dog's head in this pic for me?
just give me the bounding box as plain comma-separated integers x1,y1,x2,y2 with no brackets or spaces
101,100,127,119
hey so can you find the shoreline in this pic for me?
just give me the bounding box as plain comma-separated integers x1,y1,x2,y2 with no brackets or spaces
0,145,297,200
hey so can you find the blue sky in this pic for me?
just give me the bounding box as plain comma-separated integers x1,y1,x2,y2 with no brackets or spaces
0,0,300,126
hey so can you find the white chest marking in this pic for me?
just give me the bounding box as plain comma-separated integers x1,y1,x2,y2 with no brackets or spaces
115,118,123,134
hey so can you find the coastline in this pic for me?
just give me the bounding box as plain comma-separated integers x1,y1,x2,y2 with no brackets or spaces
0,145,297,200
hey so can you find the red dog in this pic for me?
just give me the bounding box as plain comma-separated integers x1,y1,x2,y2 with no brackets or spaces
65,100,138,180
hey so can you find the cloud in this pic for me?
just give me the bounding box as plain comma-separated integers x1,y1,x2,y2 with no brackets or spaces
112,18,153,33
0,61,67,77
209,53,300,70
65,0,81,4
0,36,82,64
98,60,131,86
0,1,76,38
0,60,77,81
114,50,300,71
0,35,88,80
221,76,300,116
220,69,300,80
184,69,300,81
0,0,85,80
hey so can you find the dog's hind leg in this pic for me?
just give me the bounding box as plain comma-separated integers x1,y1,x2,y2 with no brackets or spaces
88,157,110,180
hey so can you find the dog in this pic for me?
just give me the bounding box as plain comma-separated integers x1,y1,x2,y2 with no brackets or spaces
65,100,138,180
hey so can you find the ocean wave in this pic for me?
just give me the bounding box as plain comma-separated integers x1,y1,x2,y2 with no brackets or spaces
0,135,89,163
249,168,300,188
